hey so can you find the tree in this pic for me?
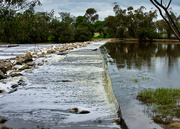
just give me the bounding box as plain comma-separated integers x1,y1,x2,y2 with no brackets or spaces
150,0,180,40
105,16,118,37
85,8,99,23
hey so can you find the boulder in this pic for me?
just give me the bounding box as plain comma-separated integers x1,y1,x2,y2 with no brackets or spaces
27,62,35,66
11,84,19,89
15,56,23,65
79,110,90,114
19,64,29,70
10,72,23,77
0,70,7,79
23,52,33,63
0,61,6,74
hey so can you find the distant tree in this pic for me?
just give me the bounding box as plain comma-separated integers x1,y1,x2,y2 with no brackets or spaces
105,16,118,37
85,8,99,23
75,16,88,27
150,0,180,40
75,27,92,41
94,21,107,38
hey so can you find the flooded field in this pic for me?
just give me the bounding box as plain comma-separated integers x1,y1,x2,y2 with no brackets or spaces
101,42,180,129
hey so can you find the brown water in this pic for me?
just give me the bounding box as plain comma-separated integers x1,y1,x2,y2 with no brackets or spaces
101,42,180,129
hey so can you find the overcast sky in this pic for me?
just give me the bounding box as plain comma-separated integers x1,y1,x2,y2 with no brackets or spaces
35,0,180,20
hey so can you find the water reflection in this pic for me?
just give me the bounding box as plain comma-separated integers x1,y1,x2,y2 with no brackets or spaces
101,42,180,72
100,42,180,129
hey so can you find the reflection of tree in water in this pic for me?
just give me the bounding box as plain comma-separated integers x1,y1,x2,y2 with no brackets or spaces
101,42,180,72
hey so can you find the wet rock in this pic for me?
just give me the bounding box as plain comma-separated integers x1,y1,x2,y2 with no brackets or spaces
0,61,6,74
0,89,6,93
23,52,33,63
0,118,8,124
18,79,27,86
37,63,43,66
27,62,35,66
15,56,23,65
10,72,23,77
92,48,98,51
79,110,90,114
0,70,7,79
8,88,17,94
61,80,72,82
19,64,29,70
1,125,9,129
11,84,19,89
57,52,68,56
47,49,56,54
69,107,79,113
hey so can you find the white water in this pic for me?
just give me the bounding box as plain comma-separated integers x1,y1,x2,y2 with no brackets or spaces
0,41,120,129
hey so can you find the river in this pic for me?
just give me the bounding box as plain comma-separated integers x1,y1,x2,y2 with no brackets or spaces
100,42,180,129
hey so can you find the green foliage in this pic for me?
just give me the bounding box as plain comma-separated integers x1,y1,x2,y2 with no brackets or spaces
137,88,180,124
75,27,92,42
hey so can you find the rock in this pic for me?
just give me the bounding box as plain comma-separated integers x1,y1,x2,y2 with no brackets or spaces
57,52,68,56
61,80,72,82
18,79,27,86
8,88,17,94
27,62,35,66
6,61,13,71
70,107,79,113
47,50,56,54
10,72,23,77
0,70,7,79
79,110,90,114
0,89,6,93
11,84,19,89
0,61,6,74
37,63,43,66
19,64,29,70
0,118,8,124
15,56,23,65
23,52,33,63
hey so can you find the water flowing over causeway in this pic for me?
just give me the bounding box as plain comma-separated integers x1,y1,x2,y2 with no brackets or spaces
0,41,120,129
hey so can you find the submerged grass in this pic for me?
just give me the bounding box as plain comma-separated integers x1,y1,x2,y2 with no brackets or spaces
137,88,180,124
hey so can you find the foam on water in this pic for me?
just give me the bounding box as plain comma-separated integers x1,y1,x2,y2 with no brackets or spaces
0,41,120,129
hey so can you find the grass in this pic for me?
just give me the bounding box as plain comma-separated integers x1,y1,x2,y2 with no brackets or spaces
137,88,180,124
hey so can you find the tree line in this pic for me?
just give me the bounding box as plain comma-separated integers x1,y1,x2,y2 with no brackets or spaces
0,0,179,43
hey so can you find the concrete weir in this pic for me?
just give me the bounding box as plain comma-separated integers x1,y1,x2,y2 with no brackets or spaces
0,41,121,129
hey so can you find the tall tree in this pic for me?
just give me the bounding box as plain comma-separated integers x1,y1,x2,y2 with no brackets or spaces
85,8,99,23
150,0,180,40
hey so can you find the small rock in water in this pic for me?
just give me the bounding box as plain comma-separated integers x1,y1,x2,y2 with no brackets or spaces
0,89,6,93
11,84,19,89
18,79,27,86
0,118,8,124
57,52,68,56
61,80,72,82
8,88,17,94
70,107,79,113
79,110,90,114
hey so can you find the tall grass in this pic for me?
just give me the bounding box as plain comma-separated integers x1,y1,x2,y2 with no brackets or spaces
137,88,180,124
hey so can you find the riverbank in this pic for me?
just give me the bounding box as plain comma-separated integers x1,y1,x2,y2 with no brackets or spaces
110,38,180,44
0,40,120,129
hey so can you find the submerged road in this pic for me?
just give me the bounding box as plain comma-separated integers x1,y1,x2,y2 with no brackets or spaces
0,41,120,129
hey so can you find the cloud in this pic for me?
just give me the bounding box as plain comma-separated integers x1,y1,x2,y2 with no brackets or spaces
35,0,180,20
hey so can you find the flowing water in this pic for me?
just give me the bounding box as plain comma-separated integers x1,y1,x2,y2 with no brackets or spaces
0,41,120,129
100,42,180,129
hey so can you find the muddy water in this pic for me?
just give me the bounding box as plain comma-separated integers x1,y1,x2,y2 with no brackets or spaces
101,42,180,129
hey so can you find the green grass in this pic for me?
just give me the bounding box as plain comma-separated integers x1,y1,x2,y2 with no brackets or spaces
137,88,180,124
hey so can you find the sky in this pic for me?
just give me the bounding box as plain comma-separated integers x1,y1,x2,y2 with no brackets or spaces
35,0,180,21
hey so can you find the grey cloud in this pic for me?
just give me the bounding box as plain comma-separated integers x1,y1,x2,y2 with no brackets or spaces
35,0,180,20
